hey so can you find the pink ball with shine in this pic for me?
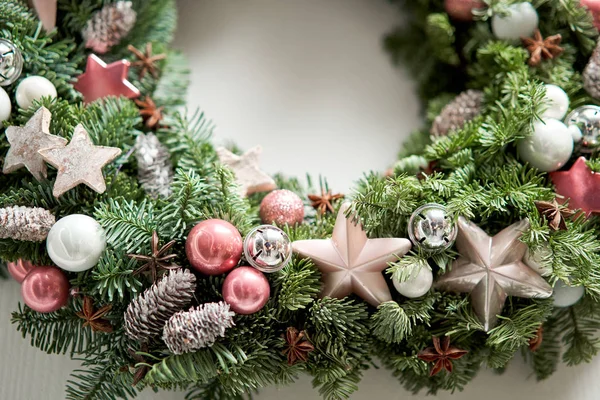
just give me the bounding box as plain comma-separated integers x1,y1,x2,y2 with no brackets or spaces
259,189,304,226
21,265,70,313
186,219,243,275
7,259,38,283
444,0,485,21
223,266,270,314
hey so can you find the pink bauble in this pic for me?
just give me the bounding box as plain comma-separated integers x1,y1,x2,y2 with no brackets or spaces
444,0,485,21
21,266,70,313
7,259,38,283
222,266,270,314
259,189,304,226
186,219,243,275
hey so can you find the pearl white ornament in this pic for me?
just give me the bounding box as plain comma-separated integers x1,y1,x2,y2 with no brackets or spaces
0,86,11,128
568,125,583,142
392,266,433,298
542,84,569,120
47,214,106,272
552,280,585,307
524,243,552,277
491,2,539,41
15,76,57,110
517,118,573,172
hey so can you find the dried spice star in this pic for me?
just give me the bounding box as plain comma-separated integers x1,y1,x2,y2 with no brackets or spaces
529,324,544,352
135,97,164,129
521,30,564,67
417,336,468,376
282,327,315,365
76,296,113,333
128,344,151,386
308,190,344,215
128,43,167,79
535,199,575,231
128,231,178,282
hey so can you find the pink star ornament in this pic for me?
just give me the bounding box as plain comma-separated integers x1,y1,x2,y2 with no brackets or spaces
74,54,140,104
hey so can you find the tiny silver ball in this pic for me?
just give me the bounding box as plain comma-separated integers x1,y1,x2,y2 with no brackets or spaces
565,105,600,153
0,38,23,86
244,225,292,273
408,203,457,252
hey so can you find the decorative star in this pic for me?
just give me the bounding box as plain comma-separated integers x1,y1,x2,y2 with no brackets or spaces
128,231,178,282
3,107,67,181
76,296,113,333
550,157,600,217
292,202,412,306
534,199,575,231
308,189,344,215
30,0,57,33
521,29,563,67
417,336,468,376
39,124,122,197
282,327,315,365
135,96,164,129
128,43,167,79
74,54,140,104
435,217,553,331
216,146,276,197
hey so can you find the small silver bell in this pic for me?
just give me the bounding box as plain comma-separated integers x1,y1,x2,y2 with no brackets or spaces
244,225,292,273
0,39,23,86
408,203,457,251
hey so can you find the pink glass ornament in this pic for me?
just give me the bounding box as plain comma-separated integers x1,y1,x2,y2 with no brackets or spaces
259,189,304,226
21,265,70,313
222,266,270,314
74,54,140,104
444,0,485,21
6,259,38,283
186,219,243,275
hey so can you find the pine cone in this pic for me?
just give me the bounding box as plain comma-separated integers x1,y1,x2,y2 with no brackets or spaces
124,269,196,342
584,40,600,100
163,302,235,355
135,133,173,198
82,1,137,54
0,206,55,242
431,90,484,136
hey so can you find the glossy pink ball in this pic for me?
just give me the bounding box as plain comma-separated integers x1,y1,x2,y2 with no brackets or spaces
21,265,70,313
259,189,304,226
7,259,38,283
444,0,485,21
186,219,243,275
222,266,270,314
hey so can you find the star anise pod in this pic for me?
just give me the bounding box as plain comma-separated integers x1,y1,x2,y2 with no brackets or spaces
128,344,151,386
282,327,315,365
521,30,564,67
135,96,164,129
128,231,178,282
128,43,167,79
418,160,441,180
308,190,344,215
76,296,113,333
417,336,468,376
529,324,544,352
535,199,575,231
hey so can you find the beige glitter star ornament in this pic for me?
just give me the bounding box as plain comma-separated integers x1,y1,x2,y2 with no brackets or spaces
3,107,67,181
216,146,276,197
292,202,412,306
39,124,122,198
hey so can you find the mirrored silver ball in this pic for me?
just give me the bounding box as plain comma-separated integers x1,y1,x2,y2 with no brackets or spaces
0,39,23,86
564,105,600,153
243,225,292,273
408,203,457,252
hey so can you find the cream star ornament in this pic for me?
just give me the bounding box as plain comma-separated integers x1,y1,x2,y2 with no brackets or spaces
39,124,122,198
435,217,553,331
292,203,412,306
3,106,67,181
216,146,276,197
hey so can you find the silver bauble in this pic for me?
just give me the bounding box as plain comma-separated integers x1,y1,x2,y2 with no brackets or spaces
408,203,457,251
244,225,292,273
0,39,23,86
564,105,600,153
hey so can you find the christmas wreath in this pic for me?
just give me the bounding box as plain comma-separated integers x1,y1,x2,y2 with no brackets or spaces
1,0,600,399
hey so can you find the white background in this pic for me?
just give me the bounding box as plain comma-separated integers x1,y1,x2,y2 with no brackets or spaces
0,1,598,399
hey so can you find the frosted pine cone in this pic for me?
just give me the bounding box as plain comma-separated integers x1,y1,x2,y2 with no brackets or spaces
124,269,196,342
431,90,484,136
82,1,137,54
0,206,55,242
135,133,173,198
163,302,235,355
584,40,600,100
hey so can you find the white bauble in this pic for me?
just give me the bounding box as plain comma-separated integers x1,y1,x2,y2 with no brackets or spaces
15,76,57,109
517,118,574,172
392,266,433,298
491,2,539,41
552,280,585,307
524,243,552,276
568,125,583,142
47,214,106,272
542,84,569,120
0,86,10,128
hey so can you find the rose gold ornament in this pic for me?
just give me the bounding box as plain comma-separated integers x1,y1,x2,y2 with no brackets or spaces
444,0,485,21
74,54,140,104
260,189,304,226
7,259,37,283
550,157,600,217
21,265,70,313
186,219,243,275
222,266,270,314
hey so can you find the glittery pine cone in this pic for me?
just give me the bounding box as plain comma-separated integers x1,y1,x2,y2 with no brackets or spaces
584,40,600,100
162,302,235,355
82,1,137,54
124,269,196,342
135,133,174,199
0,206,55,242
430,90,484,136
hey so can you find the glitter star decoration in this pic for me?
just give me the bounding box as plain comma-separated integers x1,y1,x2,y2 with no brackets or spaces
216,146,276,197
39,124,122,198
292,202,412,306
435,217,552,331
550,157,600,216
3,107,67,181
74,54,140,104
